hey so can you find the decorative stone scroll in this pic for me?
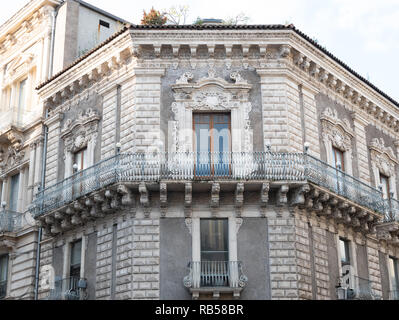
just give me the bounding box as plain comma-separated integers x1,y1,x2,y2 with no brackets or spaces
320,107,354,174
369,138,398,196
61,108,100,178
170,69,253,153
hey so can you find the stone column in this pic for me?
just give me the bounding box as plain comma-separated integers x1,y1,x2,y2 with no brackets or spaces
34,139,43,193
351,112,371,184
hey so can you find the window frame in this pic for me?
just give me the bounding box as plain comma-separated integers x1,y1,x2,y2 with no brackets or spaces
200,218,229,262
339,237,351,266
0,254,9,299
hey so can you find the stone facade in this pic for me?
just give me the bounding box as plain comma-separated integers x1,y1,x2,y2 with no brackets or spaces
2,2,399,301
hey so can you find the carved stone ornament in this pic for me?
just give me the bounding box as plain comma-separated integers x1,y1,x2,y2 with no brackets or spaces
61,108,100,153
170,69,253,152
369,138,398,177
0,130,25,174
321,107,353,151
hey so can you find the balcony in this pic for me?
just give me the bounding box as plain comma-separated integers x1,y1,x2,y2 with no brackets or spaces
46,276,88,300
183,261,248,299
345,276,380,300
31,152,396,220
0,209,23,233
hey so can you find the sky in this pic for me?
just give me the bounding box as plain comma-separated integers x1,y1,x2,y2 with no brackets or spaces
1,0,398,102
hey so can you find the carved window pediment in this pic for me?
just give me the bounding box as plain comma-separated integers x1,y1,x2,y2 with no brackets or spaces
321,107,353,152
170,70,253,153
369,138,398,177
61,108,100,154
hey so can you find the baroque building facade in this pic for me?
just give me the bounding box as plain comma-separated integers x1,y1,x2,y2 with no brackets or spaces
28,24,399,300
1,4,399,301
0,0,125,300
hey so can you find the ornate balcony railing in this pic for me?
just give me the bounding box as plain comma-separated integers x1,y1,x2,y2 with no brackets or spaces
31,151,397,221
0,210,23,233
183,261,248,289
345,276,380,300
46,276,87,300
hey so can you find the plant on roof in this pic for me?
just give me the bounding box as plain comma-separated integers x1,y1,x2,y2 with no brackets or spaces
141,7,167,25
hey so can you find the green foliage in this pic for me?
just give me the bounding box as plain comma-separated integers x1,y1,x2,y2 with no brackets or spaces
141,7,167,25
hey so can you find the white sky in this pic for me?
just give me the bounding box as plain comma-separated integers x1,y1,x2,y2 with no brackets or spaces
1,0,398,102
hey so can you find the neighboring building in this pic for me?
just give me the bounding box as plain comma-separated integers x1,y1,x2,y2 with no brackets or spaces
0,0,125,300
28,24,399,301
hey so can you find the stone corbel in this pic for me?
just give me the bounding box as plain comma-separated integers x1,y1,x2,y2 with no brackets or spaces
242,45,250,58
184,182,192,217
291,184,310,207
117,184,134,206
279,44,291,58
160,182,167,217
277,185,289,206
225,45,233,58
210,182,220,209
139,182,150,217
235,183,244,217
153,45,162,58
309,63,320,77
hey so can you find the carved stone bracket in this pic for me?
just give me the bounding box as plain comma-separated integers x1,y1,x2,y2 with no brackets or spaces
277,185,289,206
139,182,150,217
210,182,220,213
184,182,192,217
235,183,244,217
160,182,168,217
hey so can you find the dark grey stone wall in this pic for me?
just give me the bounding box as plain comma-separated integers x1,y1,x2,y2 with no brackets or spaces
326,231,339,299
315,93,358,177
53,245,64,279
160,66,264,152
85,232,97,300
356,244,369,280
237,218,270,300
378,251,390,300
57,92,104,182
160,218,192,300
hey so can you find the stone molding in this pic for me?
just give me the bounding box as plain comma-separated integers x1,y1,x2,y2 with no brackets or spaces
170,69,253,153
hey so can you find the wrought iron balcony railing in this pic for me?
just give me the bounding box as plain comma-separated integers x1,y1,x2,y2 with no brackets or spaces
47,276,87,300
346,276,377,300
0,210,23,233
183,261,248,289
30,152,398,221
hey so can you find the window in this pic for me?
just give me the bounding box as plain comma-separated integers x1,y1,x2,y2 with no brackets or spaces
73,148,88,195
9,173,19,212
74,148,88,172
99,20,110,28
200,219,229,262
0,255,8,299
332,147,345,171
388,257,399,291
380,173,390,199
193,113,231,177
200,219,229,287
339,238,350,266
70,240,82,279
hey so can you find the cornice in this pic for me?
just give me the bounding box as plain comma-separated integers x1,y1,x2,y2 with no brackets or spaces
0,0,58,41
